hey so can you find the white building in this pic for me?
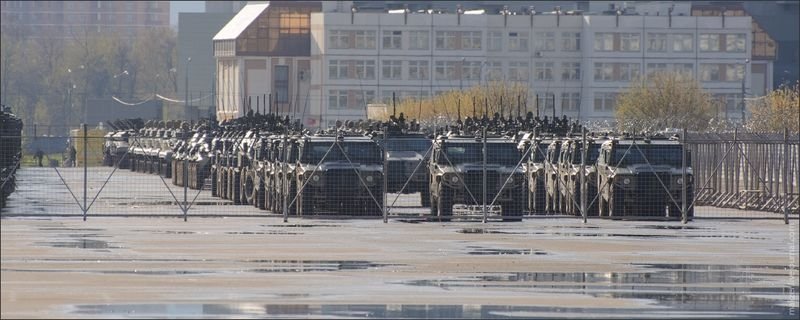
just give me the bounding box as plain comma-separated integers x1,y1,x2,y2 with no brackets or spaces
214,2,752,127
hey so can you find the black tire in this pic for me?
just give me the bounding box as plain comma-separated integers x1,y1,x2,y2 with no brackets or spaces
210,167,218,197
420,183,431,207
243,169,254,205
256,182,266,210
231,170,241,205
437,186,453,221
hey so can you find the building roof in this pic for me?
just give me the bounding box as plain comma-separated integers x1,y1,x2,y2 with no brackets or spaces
212,3,268,41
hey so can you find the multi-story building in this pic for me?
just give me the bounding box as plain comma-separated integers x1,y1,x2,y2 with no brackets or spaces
0,1,170,39
214,1,753,127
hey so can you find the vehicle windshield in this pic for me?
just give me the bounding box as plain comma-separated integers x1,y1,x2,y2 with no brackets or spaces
441,142,522,166
383,138,431,153
613,144,683,167
526,142,550,163
301,141,382,164
572,144,601,164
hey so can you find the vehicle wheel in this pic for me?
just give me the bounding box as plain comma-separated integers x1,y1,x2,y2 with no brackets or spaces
210,167,218,197
419,183,431,207
256,182,266,210
437,186,453,221
231,170,241,205
242,169,254,205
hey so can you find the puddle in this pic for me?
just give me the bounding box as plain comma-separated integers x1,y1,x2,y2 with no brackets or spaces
456,228,766,240
635,225,713,230
225,231,302,235
2,260,400,275
465,246,546,256
399,264,797,317
38,227,105,232
130,230,198,234
68,302,795,318
36,239,123,249
262,224,341,228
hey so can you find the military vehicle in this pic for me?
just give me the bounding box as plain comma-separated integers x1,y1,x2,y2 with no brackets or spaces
1,106,23,209
596,136,693,219
375,128,432,207
290,132,384,216
543,138,564,214
101,120,137,169
268,135,301,214
556,137,604,216
519,134,555,214
429,132,525,221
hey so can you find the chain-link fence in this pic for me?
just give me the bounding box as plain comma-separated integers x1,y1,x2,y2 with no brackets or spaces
2,125,797,223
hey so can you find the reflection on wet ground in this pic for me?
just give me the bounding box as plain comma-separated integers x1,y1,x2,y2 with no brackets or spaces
456,228,766,240
261,224,341,228
465,246,547,256
398,264,797,318
69,302,794,318
1,259,401,275
35,239,123,249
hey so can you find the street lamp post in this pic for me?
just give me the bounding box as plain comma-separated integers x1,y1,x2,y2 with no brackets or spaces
67,65,85,128
185,57,192,110
460,57,466,91
741,58,750,123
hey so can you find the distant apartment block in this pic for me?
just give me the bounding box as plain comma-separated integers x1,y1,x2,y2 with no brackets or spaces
213,1,754,127
0,1,170,39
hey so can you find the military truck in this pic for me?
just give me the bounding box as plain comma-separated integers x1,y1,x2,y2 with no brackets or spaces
375,130,432,207
290,132,384,216
543,139,563,214
429,132,525,221
520,135,555,214
596,137,693,219
269,135,301,214
556,137,604,216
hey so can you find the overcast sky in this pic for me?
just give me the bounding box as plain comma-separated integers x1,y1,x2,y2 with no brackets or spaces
170,1,205,27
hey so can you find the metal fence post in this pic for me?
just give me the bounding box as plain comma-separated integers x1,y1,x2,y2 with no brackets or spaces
183,158,188,222
784,128,789,225
482,125,488,223
581,127,587,223
83,124,88,221
383,128,388,223
282,136,289,223
682,128,688,224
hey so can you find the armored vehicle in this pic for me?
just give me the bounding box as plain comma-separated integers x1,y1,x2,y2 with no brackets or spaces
376,131,432,207
543,139,563,214
268,135,301,214
520,134,555,214
1,106,23,209
290,132,384,216
556,137,604,216
429,133,525,221
596,137,693,219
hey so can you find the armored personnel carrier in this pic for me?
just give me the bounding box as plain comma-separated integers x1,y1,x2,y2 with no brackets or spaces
1,106,23,209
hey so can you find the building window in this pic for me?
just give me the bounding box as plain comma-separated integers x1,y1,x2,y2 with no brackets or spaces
382,30,402,49
725,64,745,82
382,60,402,80
462,31,482,50
725,34,746,52
509,61,529,81
536,93,555,111
435,31,458,50
488,31,502,51
508,31,528,52
647,33,668,52
534,32,555,52
329,90,348,109
619,63,640,81
329,30,349,49
354,90,376,108
620,33,640,52
594,33,613,51
594,63,613,81
647,63,669,78
328,60,347,79
594,92,618,111
462,61,482,80
409,30,429,50
713,93,742,112
434,61,458,80
699,34,720,52
408,61,429,80
561,62,580,81
673,34,693,52
274,65,289,103
486,61,503,81
561,92,581,112
354,30,376,49
561,32,580,51
673,63,693,75
354,60,375,79
534,62,552,81
700,64,721,81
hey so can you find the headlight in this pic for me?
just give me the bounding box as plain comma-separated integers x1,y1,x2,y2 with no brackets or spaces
365,175,374,183
676,177,683,185
312,175,321,182
622,178,631,185
450,175,459,184
506,176,514,184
